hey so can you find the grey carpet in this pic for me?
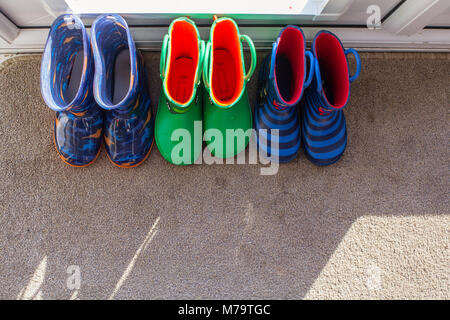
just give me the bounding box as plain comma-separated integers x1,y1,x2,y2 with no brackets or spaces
0,52,448,299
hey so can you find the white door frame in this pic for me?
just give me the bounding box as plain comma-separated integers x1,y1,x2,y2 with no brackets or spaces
383,0,450,35
0,0,449,53
0,12,19,44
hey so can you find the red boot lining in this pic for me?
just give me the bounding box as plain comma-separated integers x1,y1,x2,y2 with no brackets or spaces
211,20,244,106
166,20,199,105
274,27,305,104
314,33,349,109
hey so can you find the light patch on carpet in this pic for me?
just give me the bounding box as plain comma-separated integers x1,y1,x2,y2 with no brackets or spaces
17,256,47,300
109,217,160,300
305,215,450,299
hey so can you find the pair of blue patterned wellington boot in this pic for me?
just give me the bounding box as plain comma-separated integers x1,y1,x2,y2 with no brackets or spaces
255,26,361,165
41,14,154,167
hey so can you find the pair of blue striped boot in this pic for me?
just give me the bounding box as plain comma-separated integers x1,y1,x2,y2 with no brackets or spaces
255,26,361,165
41,14,154,167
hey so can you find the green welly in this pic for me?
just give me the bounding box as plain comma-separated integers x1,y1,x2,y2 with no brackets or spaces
202,17,256,159
155,17,205,165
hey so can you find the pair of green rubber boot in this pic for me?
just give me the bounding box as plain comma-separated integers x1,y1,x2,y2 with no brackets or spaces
155,17,256,165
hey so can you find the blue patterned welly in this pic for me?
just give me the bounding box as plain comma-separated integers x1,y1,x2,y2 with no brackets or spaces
91,14,154,168
40,14,103,167
301,30,361,166
254,26,314,163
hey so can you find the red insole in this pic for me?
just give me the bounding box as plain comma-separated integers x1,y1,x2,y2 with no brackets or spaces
168,57,195,104
212,49,236,103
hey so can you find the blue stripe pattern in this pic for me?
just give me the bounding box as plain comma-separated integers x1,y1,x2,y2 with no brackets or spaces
301,89,347,165
40,14,103,166
254,26,308,163
91,15,154,167
300,30,359,166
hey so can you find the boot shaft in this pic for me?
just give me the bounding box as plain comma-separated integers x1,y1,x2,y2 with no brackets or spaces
308,30,361,113
260,25,313,111
91,14,147,116
41,14,95,113
160,17,204,113
203,17,256,109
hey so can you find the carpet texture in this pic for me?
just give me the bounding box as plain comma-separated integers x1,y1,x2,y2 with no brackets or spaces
0,52,449,300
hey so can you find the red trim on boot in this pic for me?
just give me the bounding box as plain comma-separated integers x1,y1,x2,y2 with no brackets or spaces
314,32,349,109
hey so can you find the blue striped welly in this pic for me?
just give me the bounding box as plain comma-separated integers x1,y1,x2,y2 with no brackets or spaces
300,30,361,166
91,15,154,168
254,26,314,163
40,14,103,167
